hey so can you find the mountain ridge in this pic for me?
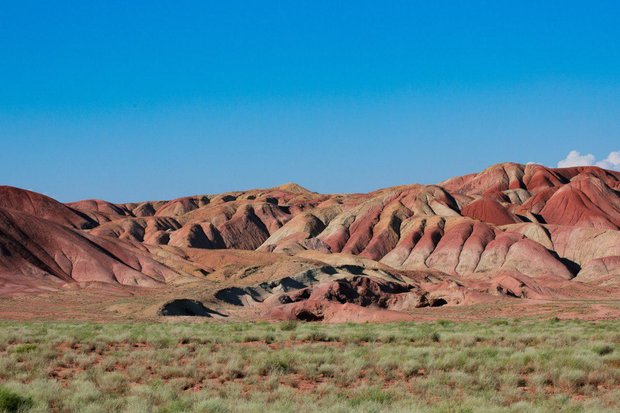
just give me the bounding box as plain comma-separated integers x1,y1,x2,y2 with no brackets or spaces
1,162,619,322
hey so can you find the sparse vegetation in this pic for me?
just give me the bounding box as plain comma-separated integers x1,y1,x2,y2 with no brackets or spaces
0,319,618,412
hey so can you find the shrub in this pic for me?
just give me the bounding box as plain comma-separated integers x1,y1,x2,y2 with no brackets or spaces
305,331,331,342
10,344,37,354
594,345,614,356
350,387,393,406
279,321,298,331
259,354,294,375
0,386,33,413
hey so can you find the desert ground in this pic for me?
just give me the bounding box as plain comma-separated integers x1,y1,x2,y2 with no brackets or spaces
1,319,620,412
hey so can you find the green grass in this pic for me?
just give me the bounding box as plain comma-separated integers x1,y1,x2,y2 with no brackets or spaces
0,319,619,412
0,386,32,413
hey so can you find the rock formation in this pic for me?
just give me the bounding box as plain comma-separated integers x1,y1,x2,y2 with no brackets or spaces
1,162,619,321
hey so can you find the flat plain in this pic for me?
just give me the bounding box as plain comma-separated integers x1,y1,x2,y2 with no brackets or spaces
1,318,619,413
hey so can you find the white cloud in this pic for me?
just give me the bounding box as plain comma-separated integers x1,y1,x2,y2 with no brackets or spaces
595,151,620,171
556,150,620,171
557,150,596,168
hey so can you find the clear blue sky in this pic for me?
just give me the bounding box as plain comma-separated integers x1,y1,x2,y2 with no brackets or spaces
1,1,619,202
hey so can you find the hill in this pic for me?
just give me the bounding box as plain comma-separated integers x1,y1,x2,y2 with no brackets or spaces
1,163,619,322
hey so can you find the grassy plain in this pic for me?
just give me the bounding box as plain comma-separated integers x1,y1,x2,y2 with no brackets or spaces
0,318,619,412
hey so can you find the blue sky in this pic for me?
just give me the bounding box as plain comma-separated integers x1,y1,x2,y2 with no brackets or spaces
1,1,619,202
